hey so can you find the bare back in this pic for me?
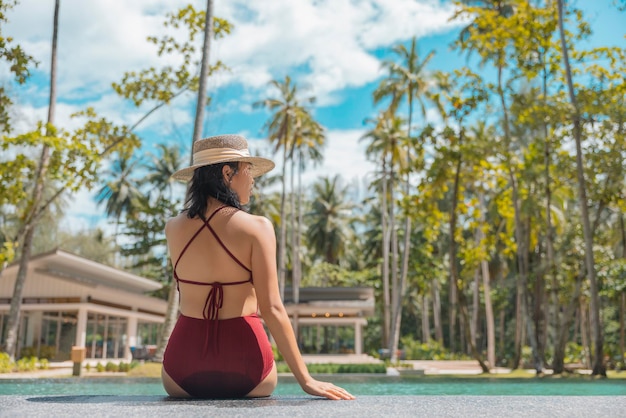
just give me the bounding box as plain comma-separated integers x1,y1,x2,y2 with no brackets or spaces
165,205,259,319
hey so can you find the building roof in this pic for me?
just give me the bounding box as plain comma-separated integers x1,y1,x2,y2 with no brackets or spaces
3,248,163,293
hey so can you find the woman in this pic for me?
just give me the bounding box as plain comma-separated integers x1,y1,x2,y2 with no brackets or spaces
162,134,355,400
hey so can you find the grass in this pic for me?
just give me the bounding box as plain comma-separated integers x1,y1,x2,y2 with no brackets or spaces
126,362,162,378
124,362,626,380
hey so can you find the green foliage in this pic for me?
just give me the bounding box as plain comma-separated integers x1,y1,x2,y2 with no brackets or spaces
303,262,376,288
0,0,38,133
401,337,471,361
272,345,283,362
117,362,131,372
0,352,13,373
112,5,232,106
104,361,118,372
19,345,55,360
276,362,386,374
96,362,104,373
15,356,37,372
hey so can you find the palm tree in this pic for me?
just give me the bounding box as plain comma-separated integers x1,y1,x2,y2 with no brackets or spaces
556,0,604,377
95,154,144,243
290,117,325,306
143,143,184,201
361,113,408,350
306,175,354,265
373,36,435,362
255,75,317,300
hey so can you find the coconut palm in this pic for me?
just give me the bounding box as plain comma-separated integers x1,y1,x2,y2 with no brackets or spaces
95,154,144,239
143,143,184,201
360,113,408,349
373,36,435,362
255,75,317,300
290,116,325,304
306,175,354,265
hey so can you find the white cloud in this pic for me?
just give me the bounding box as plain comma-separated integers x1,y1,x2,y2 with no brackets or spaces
247,128,375,186
3,0,461,238
213,0,464,104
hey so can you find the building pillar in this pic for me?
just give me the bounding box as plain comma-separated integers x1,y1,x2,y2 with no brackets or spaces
355,321,363,355
126,316,138,361
75,307,88,347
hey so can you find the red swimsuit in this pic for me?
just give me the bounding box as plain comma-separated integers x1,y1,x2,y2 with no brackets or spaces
162,206,275,398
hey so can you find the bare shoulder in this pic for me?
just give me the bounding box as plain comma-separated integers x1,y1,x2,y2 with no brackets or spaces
164,212,188,237
232,211,275,238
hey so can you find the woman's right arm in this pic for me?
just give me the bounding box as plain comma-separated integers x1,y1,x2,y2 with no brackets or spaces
250,216,354,401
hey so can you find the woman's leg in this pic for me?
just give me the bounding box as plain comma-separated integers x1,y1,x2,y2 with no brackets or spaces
161,365,192,398
246,361,277,398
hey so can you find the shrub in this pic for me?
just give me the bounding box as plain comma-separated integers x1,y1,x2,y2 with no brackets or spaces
38,358,49,370
105,362,118,372
16,356,37,372
401,337,470,360
118,362,130,372
19,346,37,358
564,342,586,365
96,362,104,372
0,352,14,373
276,363,386,374
39,345,56,360
272,345,283,362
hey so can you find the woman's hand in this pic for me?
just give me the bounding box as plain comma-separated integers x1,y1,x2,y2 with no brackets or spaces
302,379,356,400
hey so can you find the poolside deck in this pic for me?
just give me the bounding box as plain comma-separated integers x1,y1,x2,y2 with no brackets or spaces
1,394,624,417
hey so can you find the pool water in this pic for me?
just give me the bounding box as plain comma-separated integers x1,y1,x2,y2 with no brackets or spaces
1,376,624,396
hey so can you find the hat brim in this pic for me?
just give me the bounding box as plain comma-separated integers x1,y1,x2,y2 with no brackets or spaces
171,156,275,182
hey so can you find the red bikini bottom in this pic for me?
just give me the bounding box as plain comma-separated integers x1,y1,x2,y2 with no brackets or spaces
163,314,275,398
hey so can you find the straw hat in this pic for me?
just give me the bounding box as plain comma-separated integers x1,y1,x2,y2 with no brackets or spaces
171,134,275,182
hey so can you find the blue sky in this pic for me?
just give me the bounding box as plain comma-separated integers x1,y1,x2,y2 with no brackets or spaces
2,0,625,231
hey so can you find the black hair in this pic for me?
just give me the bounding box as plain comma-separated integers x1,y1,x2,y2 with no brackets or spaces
184,162,242,220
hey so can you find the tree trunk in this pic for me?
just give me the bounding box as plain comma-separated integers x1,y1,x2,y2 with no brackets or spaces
456,274,489,373
278,138,289,300
4,0,60,360
390,163,412,363
155,0,213,362
552,271,583,373
478,191,495,368
497,51,541,371
557,0,605,377
448,152,462,354
541,52,559,369
153,280,179,362
290,149,298,303
421,294,431,343
381,162,391,347
432,281,443,344
388,153,399,358
580,301,591,369
619,290,626,370
191,0,213,143
619,212,626,370
470,267,479,349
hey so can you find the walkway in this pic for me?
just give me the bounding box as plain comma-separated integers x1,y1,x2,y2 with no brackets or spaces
1,395,624,417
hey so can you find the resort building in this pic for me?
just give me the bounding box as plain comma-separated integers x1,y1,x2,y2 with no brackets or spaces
0,249,375,362
284,287,375,356
0,249,166,362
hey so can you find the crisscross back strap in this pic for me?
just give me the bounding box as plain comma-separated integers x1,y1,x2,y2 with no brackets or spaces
173,206,253,287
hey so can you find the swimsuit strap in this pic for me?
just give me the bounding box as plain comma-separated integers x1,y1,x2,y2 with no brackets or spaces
173,206,252,281
205,217,252,275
